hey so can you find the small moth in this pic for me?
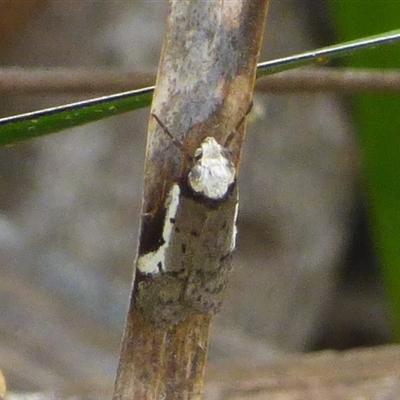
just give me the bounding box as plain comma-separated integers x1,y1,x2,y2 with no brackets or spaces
151,112,241,202
136,105,251,327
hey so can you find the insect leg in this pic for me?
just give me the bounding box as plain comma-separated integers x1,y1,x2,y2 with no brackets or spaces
224,100,254,147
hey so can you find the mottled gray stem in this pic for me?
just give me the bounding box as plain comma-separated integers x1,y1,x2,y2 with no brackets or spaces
113,1,270,399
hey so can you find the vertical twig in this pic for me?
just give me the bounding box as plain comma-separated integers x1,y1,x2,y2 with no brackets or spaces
113,1,270,399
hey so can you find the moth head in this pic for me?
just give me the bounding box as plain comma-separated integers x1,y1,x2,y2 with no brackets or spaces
195,137,226,161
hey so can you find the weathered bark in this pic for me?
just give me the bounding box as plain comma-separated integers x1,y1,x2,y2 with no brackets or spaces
113,1,270,399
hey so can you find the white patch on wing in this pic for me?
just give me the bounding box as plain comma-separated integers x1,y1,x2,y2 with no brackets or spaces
188,137,235,200
230,200,239,252
137,184,180,275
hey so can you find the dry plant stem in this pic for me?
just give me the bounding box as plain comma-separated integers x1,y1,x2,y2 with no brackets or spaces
5,344,400,399
113,1,270,399
204,345,400,399
0,368,5,400
257,67,400,93
0,67,155,94
3,67,400,94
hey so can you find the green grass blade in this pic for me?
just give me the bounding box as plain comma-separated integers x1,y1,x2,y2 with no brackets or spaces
257,28,400,77
0,87,153,146
1,28,400,146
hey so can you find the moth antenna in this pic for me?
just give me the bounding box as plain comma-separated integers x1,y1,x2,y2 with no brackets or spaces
224,100,253,147
151,113,183,149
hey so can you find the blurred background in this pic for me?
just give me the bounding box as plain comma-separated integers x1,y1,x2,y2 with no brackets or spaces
0,0,394,395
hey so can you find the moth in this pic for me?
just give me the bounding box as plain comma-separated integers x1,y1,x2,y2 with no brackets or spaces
136,104,251,327
151,113,239,201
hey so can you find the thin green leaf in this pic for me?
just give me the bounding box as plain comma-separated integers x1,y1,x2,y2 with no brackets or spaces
257,28,400,77
0,87,153,146
0,28,399,147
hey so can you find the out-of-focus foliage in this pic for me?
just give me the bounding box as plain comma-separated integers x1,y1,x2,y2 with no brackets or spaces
328,1,400,341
